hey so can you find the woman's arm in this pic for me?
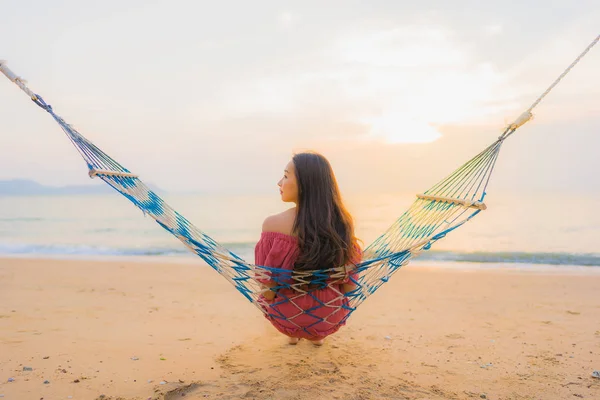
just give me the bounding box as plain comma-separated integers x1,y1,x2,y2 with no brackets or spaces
257,214,292,300
340,260,359,294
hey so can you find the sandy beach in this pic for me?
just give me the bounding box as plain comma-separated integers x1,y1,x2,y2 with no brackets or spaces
0,257,599,400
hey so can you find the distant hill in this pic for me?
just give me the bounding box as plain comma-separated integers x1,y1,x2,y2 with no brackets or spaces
0,179,165,196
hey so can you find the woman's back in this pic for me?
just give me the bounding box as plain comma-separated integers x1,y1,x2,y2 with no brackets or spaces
261,208,296,237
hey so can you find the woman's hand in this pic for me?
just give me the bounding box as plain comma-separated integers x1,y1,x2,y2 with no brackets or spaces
261,280,278,300
341,282,357,294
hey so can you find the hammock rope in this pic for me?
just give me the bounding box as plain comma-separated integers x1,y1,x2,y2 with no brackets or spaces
1,34,597,331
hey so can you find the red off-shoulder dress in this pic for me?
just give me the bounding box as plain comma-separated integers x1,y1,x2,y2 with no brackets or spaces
255,231,359,340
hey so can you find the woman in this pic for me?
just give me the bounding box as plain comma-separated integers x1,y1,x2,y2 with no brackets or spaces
255,152,361,346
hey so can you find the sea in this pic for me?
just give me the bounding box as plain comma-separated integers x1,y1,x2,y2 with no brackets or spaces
1,191,599,271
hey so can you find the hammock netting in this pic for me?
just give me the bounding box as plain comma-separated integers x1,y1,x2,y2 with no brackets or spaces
1,34,597,333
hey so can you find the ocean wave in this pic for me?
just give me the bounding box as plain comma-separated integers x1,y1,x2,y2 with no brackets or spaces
0,217,44,222
0,242,599,267
0,243,186,257
417,251,600,267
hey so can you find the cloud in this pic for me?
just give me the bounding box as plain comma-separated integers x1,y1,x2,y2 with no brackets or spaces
277,11,296,29
484,24,503,35
197,25,523,147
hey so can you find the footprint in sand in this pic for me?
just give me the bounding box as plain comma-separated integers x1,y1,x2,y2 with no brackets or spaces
167,334,460,399
445,333,465,339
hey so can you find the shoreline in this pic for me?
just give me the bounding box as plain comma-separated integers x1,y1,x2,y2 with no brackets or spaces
2,254,600,275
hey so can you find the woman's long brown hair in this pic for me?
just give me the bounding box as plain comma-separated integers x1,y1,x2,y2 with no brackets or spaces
291,152,360,272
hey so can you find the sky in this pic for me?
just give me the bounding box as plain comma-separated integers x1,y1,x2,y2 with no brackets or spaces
1,0,599,195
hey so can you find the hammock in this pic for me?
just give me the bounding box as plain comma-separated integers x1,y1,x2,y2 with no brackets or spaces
1,35,598,334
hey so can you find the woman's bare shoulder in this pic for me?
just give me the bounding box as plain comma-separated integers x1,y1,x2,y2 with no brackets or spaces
262,208,296,235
